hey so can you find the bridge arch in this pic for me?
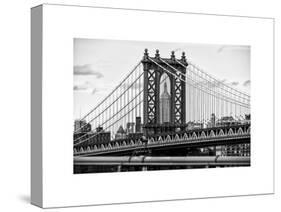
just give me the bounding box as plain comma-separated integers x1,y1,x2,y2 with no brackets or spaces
158,136,163,142
192,132,197,139
228,128,234,135
219,129,224,136
209,130,215,137
237,127,244,134
183,133,188,140
166,135,171,142
148,137,155,144
201,131,206,138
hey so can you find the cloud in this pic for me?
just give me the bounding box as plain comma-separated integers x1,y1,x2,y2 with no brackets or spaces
73,85,87,91
74,64,104,78
74,81,99,95
91,88,98,95
243,80,251,87
230,81,239,86
172,48,182,53
217,45,250,53
217,46,226,53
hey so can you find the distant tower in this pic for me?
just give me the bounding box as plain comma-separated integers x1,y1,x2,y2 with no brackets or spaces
211,113,216,127
115,125,126,139
160,82,171,123
142,49,187,136
135,117,142,132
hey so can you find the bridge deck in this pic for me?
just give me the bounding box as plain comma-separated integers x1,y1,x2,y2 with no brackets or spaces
74,156,250,166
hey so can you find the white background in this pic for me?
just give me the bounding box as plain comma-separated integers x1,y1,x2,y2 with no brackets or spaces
0,0,280,211
42,3,273,208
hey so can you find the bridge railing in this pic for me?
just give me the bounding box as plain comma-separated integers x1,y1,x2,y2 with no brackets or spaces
74,124,250,156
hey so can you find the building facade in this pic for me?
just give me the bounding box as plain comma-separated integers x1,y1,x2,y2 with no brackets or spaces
115,125,126,139
74,119,91,133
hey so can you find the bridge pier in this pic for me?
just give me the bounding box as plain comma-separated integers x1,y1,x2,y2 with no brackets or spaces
117,164,122,172
142,166,148,171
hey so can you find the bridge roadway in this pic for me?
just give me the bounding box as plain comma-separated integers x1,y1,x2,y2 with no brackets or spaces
74,156,250,166
74,156,250,173
74,124,250,157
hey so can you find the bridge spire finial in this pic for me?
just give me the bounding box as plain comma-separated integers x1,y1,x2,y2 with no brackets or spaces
143,48,149,60
155,49,160,59
181,51,186,62
171,51,175,61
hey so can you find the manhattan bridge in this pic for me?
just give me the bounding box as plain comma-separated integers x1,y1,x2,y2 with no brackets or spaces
73,49,250,173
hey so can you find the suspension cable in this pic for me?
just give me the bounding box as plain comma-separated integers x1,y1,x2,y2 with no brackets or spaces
75,61,141,125
150,57,249,108
177,59,250,100
74,69,170,147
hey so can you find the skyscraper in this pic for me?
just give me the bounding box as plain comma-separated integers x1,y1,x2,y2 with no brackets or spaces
160,82,171,123
135,117,142,132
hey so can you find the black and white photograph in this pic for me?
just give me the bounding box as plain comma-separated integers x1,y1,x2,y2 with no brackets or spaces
1,0,278,210
73,39,251,174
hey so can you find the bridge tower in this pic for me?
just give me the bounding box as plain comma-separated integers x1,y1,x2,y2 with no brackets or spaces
142,49,187,136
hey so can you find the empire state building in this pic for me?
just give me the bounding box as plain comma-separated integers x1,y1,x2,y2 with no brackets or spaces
160,82,171,123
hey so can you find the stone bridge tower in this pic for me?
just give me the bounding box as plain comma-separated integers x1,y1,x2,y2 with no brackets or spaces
141,49,187,136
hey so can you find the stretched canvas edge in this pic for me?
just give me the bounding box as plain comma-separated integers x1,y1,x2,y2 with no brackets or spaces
31,5,43,208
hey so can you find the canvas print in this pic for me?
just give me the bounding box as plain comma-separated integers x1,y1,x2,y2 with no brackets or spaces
73,39,251,174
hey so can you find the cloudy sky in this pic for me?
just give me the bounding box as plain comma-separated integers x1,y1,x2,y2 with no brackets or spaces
74,38,250,120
